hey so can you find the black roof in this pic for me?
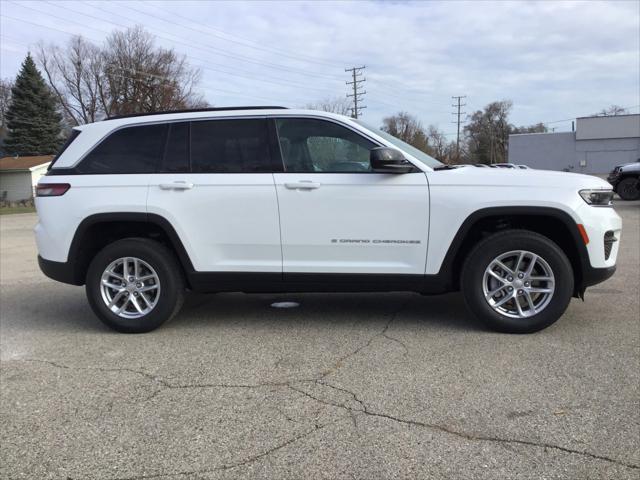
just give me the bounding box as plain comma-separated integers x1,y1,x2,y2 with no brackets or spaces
106,106,287,121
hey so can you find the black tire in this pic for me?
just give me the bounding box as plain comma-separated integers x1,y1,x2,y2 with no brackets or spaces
86,238,185,333
461,230,574,333
616,177,640,201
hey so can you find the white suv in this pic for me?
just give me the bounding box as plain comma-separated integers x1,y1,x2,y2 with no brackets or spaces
35,107,622,334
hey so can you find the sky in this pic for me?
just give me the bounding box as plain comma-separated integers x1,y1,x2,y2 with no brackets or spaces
1,0,639,136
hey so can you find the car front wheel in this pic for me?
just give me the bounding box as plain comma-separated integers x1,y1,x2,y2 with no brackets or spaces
86,238,185,333
616,177,640,201
461,230,574,333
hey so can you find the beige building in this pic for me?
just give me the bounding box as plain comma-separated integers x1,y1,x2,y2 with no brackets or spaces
0,155,53,202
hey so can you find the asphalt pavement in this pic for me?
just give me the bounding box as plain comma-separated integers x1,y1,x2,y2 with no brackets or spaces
1,202,638,479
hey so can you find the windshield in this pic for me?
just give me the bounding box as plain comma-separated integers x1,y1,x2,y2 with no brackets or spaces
354,119,443,168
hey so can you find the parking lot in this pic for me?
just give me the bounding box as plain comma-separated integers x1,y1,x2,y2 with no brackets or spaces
1,203,638,480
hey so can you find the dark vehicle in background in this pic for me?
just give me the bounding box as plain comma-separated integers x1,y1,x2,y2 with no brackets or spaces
608,160,640,201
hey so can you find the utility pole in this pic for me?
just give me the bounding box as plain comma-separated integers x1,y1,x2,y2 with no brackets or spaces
345,66,366,119
451,95,467,160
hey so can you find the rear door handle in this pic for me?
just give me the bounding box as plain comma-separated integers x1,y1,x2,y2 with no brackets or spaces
159,181,194,190
284,181,321,190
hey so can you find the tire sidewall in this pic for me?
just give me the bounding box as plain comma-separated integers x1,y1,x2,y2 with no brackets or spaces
462,232,574,333
616,177,640,201
86,239,183,333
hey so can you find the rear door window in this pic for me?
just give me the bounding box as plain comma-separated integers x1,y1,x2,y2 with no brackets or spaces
190,119,271,173
77,124,168,174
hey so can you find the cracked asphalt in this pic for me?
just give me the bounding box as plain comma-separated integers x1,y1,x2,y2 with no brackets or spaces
1,202,639,480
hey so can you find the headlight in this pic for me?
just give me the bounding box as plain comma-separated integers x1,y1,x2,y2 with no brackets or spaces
579,189,614,206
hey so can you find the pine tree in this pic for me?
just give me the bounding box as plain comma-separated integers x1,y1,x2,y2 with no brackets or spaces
4,54,62,156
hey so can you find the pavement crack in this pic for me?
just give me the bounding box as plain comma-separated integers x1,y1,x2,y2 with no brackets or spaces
109,422,333,479
295,380,640,471
320,295,412,379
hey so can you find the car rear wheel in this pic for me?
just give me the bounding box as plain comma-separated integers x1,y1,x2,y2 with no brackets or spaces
86,238,185,333
616,177,640,201
461,230,574,333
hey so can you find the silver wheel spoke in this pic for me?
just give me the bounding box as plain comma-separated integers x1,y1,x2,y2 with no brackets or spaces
515,297,526,317
139,292,152,308
525,254,538,277
523,291,536,314
108,271,125,281
140,284,158,292
495,260,514,276
493,293,514,308
514,252,525,273
527,287,553,294
116,297,130,314
130,295,144,314
102,279,123,290
134,259,140,279
108,291,125,308
486,285,507,299
138,274,156,281
488,270,508,283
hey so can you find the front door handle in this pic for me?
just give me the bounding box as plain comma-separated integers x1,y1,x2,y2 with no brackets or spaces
284,181,321,190
159,181,194,190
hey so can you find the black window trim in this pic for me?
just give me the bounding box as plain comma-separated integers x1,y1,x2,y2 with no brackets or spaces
54,115,277,175
272,115,391,174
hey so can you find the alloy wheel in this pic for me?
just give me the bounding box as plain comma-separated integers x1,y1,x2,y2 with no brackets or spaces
99,257,161,319
482,250,555,319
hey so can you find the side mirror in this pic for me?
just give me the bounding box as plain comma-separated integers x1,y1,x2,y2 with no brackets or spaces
370,147,414,173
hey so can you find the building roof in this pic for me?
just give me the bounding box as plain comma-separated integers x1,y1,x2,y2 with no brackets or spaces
0,155,54,171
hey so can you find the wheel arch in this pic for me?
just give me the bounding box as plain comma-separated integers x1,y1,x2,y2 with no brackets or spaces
437,206,589,297
66,212,194,286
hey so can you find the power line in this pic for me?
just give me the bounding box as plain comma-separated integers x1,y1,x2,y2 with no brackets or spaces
149,3,347,68
345,66,366,119
88,1,345,81
451,95,466,159
0,7,341,98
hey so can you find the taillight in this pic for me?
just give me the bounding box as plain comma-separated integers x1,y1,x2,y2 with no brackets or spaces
36,183,70,197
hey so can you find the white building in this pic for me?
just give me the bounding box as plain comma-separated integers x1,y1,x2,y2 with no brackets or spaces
509,114,640,174
0,155,53,202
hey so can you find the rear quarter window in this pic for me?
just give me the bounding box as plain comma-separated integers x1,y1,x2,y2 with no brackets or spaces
77,124,168,174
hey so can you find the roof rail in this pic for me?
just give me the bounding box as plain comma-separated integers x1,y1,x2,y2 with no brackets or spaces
106,106,287,121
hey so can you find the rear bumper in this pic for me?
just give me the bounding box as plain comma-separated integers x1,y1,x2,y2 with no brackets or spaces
38,255,83,286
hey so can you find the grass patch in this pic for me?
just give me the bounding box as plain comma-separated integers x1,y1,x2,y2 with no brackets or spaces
0,206,36,215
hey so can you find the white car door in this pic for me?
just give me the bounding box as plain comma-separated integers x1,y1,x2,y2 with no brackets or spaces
147,119,282,273
273,117,429,276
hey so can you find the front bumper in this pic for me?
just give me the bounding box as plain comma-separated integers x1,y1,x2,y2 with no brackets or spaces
582,265,616,288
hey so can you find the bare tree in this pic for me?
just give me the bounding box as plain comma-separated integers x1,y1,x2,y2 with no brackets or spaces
38,36,104,125
103,26,206,117
37,26,206,125
597,105,627,116
425,125,456,163
305,97,352,115
381,112,430,153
